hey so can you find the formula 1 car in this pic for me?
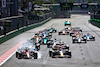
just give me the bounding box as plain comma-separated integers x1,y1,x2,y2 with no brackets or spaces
47,38,58,48
73,27,82,32
49,27,57,33
53,40,69,50
42,31,52,38
70,27,82,36
72,36,87,43
40,36,50,45
16,42,38,59
32,35,42,43
65,27,73,31
49,42,71,58
85,33,95,41
65,20,71,26
71,32,83,38
47,39,54,48
58,29,69,35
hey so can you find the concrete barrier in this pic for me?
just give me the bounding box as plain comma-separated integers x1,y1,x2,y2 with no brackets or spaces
0,17,52,44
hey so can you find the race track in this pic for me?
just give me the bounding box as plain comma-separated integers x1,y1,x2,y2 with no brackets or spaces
1,14,100,67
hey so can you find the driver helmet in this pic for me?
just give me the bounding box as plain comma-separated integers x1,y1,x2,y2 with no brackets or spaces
66,20,68,22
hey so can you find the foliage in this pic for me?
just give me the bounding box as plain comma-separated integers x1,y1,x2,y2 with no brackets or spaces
39,11,44,15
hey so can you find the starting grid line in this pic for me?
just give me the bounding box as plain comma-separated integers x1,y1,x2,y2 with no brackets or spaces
0,40,26,66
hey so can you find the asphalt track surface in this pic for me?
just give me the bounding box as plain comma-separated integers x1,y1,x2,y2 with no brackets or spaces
1,14,100,67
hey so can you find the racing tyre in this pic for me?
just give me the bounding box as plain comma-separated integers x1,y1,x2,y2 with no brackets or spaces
85,40,87,43
49,51,52,57
55,30,57,33
80,30,82,32
16,52,19,58
52,53,55,58
38,45,40,51
36,46,40,51
47,44,50,48
39,45,40,50
20,54,23,59
18,54,23,59
65,46,69,50
68,56,71,58
93,37,95,41
84,39,87,43
68,52,71,58
34,53,38,59
70,33,72,36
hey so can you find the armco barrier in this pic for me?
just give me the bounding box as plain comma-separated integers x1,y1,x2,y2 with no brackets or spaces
0,17,52,44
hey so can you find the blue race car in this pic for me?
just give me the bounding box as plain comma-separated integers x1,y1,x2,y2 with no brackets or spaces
85,33,95,41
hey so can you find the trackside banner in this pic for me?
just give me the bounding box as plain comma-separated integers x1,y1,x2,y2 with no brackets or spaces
2,0,6,8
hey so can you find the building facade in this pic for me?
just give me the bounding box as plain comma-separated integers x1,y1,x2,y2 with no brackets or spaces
0,0,19,18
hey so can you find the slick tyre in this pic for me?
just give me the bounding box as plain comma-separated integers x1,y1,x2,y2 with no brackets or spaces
37,45,40,51
16,52,19,58
49,51,52,57
52,52,55,58
80,30,82,32
85,40,87,43
70,33,72,36
34,53,38,59
55,30,57,33
47,44,50,48
68,52,71,58
18,54,23,59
